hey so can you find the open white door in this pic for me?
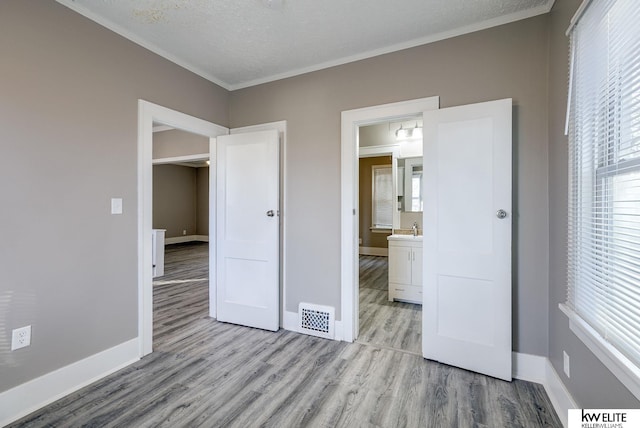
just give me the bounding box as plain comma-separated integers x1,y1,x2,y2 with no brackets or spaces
422,98,512,381
216,129,279,331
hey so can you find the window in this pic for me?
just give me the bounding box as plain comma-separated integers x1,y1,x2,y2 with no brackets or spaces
410,165,423,212
565,0,640,397
371,165,393,229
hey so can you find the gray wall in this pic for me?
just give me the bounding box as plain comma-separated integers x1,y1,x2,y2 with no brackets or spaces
153,164,208,238
0,0,227,392
359,123,394,147
400,212,422,230
153,129,210,159
547,0,640,408
230,15,551,355
153,165,197,238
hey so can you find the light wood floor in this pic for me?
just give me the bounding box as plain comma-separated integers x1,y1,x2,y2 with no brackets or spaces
358,255,421,354
153,243,209,345
11,243,561,427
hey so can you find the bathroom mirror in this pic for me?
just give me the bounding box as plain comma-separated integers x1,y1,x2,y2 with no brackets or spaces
397,157,423,212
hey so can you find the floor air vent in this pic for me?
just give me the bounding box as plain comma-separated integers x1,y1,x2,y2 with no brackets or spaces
299,303,335,340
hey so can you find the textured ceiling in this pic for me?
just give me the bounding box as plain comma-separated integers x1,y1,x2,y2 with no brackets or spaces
57,0,554,90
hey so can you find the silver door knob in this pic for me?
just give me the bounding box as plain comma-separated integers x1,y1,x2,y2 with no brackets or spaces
266,210,275,217
496,209,508,219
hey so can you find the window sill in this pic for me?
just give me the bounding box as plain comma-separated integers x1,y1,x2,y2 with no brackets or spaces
369,227,392,234
559,303,640,400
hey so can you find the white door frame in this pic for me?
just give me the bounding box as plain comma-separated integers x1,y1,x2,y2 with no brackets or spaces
137,100,228,357
340,96,439,342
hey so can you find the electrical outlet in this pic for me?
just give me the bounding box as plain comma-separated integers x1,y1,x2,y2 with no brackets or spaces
563,351,570,378
111,198,123,215
11,325,31,351
359,238,362,245
182,229,187,236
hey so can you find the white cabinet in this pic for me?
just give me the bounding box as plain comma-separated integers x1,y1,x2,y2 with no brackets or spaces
152,229,166,278
387,236,422,304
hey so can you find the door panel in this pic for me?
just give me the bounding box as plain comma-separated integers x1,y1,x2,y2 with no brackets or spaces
411,247,423,286
216,130,279,331
437,276,495,345
423,99,512,381
437,118,494,254
389,245,412,285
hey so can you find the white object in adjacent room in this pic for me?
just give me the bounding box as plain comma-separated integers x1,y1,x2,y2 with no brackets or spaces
422,98,512,381
387,235,423,304
216,130,280,331
152,229,166,278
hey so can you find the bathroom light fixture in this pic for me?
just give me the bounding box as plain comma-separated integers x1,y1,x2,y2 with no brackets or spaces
395,124,410,140
412,122,423,139
396,123,423,140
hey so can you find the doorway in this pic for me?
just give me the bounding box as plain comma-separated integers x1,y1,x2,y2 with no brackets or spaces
138,100,228,357
356,119,424,354
342,97,513,381
151,126,212,348
139,101,286,357
340,96,440,343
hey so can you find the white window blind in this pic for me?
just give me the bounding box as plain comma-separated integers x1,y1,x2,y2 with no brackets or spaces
567,0,640,385
372,165,393,228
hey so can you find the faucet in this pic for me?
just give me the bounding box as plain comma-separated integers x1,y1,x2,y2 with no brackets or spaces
412,222,419,236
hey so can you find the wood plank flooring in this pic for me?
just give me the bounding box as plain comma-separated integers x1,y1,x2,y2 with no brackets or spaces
10,243,561,428
358,255,422,355
153,242,209,345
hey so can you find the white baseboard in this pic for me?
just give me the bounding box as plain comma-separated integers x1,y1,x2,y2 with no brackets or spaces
283,310,299,333
544,359,578,428
283,310,344,341
512,352,547,384
512,352,577,428
0,338,139,427
334,320,344,341
165,235,209,245
358,246,388,257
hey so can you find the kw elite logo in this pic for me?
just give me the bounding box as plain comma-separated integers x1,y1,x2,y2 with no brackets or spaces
568,409,640,428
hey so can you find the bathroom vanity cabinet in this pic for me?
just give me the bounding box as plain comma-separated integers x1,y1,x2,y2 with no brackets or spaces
387,235,423,304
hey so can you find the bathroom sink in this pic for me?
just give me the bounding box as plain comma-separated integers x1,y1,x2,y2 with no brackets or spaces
387,234,423,241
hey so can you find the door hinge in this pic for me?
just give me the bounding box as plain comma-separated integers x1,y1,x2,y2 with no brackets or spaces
353,209,356,215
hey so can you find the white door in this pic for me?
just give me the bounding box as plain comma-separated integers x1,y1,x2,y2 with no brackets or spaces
422,98,512,381
216,129,280,331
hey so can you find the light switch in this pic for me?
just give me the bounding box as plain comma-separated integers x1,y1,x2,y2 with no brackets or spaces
111,198,123,215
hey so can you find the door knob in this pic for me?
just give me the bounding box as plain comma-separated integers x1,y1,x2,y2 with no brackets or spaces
496,209,508,219
266,210,275,217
